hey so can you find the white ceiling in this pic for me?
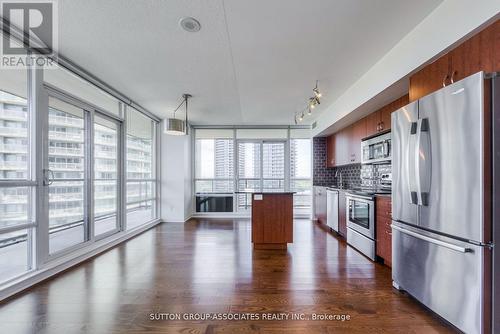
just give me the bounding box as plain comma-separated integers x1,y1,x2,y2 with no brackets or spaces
57,0,443,125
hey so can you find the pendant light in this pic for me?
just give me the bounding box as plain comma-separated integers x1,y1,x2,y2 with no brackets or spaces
164,94,192,136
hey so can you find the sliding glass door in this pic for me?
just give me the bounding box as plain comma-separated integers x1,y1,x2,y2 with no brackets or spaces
236,140,286,211
47,96,88,254
45,92,123,256
93,113,121,237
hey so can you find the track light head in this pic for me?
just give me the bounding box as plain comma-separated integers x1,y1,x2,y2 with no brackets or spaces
309,97,317,109
313,87,322,99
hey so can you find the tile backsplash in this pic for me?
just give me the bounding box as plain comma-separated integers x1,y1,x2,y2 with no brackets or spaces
313,137,391,189
312,137,336,186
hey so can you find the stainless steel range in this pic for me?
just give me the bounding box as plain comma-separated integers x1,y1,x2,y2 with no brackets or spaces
346,192,375,260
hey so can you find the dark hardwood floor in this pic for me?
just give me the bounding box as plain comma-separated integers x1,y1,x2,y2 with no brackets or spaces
0,219,456,333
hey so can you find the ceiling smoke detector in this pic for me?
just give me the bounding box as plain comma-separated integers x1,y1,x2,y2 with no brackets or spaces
180,17,201,32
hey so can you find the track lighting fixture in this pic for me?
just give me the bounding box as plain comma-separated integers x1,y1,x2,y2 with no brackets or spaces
313,81,322,98
294,81,322,123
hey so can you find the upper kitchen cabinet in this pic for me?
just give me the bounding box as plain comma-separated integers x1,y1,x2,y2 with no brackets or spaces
410,19,500,102
365,95,409,137
348,119,366,164
365,111,382,137
409,54,450,102
334,129,349,166
326,135,336,168
448,21,500,82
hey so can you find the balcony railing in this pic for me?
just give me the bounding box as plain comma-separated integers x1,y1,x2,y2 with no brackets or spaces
0,126,28,137
126,141,151,151
49,147,83,156
49,163,84,171
0,109,27,121
49,115,83,127
0,144,27,154
48,132,83,142
0,161,27,170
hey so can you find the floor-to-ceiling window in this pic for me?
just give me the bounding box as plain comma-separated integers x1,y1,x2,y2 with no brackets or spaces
235,129,288,212
193,127,311,215
194,129,235,212
126,107,158,230
0,30,161,289
0,67,35,283
93,114,121,237
290,129,312,214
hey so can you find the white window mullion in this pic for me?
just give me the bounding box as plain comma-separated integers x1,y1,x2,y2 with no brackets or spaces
32,64,49,267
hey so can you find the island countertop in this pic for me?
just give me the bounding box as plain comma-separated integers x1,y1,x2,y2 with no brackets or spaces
235,191,296,194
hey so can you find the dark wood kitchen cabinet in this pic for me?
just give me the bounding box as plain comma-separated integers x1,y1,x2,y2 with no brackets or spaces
326,134,335,167
326,119,366,167
409,19,500,102
376,196,392,267
347,119,366,164
365,95,410,137
365,111,382,137
325,95,406,167
334,129,349,166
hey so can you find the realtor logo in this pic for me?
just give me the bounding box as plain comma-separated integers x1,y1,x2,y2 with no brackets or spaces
1,0,58,67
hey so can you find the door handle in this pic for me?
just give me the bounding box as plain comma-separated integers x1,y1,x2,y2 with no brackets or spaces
415,118,431,206
450,70,457,84
442,74,449,87
43,169,54,186
407,122,418,204
391,225,471,253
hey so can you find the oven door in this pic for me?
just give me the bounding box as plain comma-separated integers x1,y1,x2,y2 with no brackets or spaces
347,196,375,239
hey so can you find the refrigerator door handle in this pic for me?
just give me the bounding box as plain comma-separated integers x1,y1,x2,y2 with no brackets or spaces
391,224,472,253
415,118,431,206
408,122,418,204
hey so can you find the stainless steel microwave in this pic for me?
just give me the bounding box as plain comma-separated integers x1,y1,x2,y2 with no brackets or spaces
361,132,391,164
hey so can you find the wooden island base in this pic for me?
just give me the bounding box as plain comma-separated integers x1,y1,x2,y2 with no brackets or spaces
253,243,287,250
250,192,294,250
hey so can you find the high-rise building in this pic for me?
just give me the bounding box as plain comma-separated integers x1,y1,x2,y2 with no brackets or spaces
214,139,233,193
0,90,153,234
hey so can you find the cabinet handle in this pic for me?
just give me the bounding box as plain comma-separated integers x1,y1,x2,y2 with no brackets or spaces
442,74,449,87
450,70,457,84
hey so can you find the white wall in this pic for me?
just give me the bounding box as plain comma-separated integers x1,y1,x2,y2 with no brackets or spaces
160,128,193,222
312,0,500,136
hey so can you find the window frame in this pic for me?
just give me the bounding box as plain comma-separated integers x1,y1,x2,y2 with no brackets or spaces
193,127,311,215
125,105,159,230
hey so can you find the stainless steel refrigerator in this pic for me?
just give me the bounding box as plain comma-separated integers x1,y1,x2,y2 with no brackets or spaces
391,71,498,334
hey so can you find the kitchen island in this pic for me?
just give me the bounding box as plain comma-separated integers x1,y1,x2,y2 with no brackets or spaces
248,192,294,250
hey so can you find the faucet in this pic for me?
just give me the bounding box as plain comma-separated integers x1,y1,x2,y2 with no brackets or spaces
335,170,343,189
